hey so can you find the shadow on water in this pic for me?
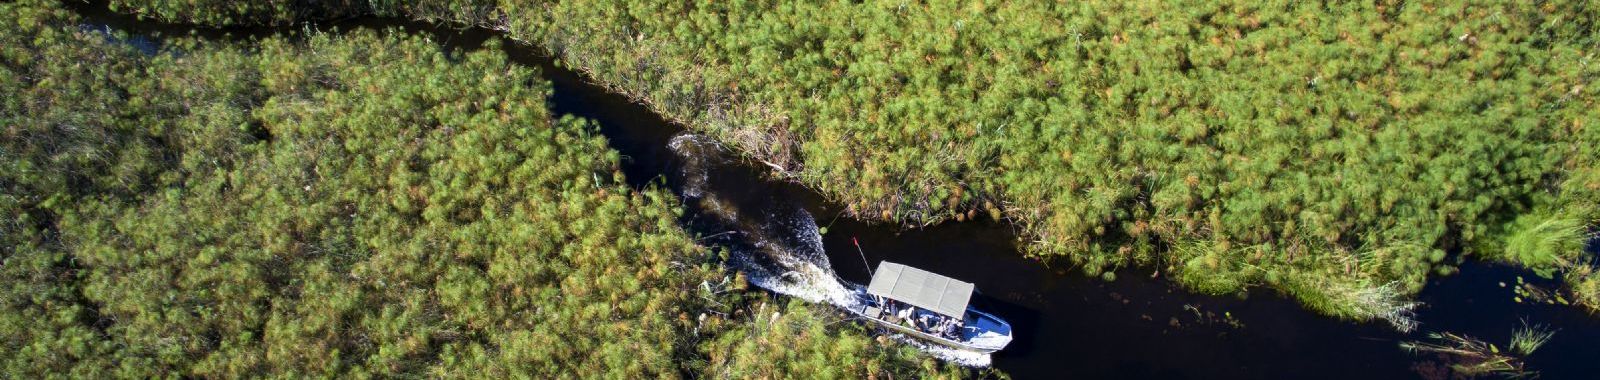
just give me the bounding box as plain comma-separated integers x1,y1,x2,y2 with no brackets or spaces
1412,241,1600,380
820,218,1412,379
969,293,1042,357
67,2,1600,378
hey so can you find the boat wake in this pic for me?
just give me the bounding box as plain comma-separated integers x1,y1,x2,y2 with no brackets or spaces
668,134,994,367
670,134,854,307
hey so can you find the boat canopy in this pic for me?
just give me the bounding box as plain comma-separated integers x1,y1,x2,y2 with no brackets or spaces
866,261,973,318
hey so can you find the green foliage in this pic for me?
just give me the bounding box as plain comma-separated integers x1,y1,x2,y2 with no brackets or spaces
71,0,1600,326
1,1,926,377
1509,321,1555,357
696,299,958,379
383,0,1600,323
1566,264,1600,314
103,0,369,25
1495,212,1592,277
1401,330,1539,378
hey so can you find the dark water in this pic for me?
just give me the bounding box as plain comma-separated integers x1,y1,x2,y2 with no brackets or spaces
70,3,1600,379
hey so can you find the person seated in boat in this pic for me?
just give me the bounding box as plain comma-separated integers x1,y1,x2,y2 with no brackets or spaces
896,306,913,327
929,318,947,338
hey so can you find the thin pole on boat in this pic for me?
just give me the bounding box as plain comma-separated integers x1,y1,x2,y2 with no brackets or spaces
852,237,873,276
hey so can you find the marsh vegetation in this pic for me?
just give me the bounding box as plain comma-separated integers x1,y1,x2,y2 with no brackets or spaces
6,0,1600,378
90,0,1600,324
1,1,953,377
1401,322,1555,378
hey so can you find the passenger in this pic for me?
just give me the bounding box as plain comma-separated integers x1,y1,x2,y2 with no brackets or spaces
897,306,913,327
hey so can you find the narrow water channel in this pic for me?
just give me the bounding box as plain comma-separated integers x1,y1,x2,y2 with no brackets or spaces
72,3,1600,378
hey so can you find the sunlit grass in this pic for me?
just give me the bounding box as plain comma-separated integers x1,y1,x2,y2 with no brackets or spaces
1510,321,1556,357
1166,238,1423,332
1500,214,1589,276
1565,264,1600,314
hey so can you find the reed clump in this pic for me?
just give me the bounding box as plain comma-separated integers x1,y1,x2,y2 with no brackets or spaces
1566,264,1600,314
1401,322,1554,378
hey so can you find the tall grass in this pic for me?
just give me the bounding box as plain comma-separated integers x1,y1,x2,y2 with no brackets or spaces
1168,239,1421,332
1283,274,1420,333
1500,214,1589,277
1510,321,1556,357
1565,264,1600,314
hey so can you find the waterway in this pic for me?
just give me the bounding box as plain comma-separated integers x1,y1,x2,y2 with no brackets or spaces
73,3,1600,378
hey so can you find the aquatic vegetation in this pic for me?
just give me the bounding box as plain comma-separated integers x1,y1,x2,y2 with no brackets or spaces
1509,323,1556,358
92,0,1600,324
1511,280,1570,306
696,299,954,379
1496,213,1594,277
0,1,926,377
1401,325,1551,378
1177,304,1246,330
1565,264,1600,313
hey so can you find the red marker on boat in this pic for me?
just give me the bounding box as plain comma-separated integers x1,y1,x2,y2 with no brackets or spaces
852,236,873,276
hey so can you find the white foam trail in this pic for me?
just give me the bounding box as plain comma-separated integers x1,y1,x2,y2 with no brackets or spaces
740,259,854,307
668,132,989,367
718,204,855,307
724,208,994,367
667,134,712,198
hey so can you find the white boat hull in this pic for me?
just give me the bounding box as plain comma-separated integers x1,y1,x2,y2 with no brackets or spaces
847,288,1013,354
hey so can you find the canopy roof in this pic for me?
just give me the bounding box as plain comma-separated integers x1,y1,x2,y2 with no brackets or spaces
866,261,973,318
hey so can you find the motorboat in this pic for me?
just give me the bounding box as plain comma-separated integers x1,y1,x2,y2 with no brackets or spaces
847,261,1012,353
